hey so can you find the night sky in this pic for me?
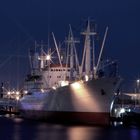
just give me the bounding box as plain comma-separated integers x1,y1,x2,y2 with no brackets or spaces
0,0,140,90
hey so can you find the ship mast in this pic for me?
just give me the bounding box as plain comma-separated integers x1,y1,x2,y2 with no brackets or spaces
81,19,96,77
65,25,79,71
52,32,63,67
95,27,108,76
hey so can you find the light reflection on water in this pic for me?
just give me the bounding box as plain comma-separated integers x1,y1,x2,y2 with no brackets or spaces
0,116,140,140
68,127,100,140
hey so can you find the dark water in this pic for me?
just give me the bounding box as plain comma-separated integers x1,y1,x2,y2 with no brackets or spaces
0,115,140,140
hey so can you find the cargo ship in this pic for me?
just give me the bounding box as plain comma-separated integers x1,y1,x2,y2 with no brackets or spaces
19,19,121,125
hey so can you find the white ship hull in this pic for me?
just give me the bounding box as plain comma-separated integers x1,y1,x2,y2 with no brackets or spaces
19,19,121,125
19,77,120,125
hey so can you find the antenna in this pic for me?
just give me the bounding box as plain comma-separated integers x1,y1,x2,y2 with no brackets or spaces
65,25,80,68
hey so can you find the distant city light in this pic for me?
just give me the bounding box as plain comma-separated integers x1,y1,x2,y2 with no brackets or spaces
24,90,28,94
16,91,19,95
16,96,19,101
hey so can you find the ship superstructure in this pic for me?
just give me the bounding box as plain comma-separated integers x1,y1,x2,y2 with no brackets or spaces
19,19,121,125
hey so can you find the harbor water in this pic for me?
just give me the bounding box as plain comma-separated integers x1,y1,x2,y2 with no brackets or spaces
0,115,140,140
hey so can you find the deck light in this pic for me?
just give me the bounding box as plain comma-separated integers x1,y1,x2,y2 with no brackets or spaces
46,55,51,60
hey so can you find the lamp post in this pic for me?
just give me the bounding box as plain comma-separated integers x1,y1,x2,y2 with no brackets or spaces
136,79,140,93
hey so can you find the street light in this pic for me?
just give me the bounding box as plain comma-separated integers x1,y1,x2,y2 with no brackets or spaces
136,79,140,93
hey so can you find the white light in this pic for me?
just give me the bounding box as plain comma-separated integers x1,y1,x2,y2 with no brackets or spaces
41,89,44,93
24,90,28,94
38,57,41,60
16,96,19,101
46,55,51,60
60,81,69,87
120,108,125,114
85,75,89,81
16,91,19,95
7,91,11,95
52,86,56,90
71,82,81,89
137,79,140,83
61,56,63,60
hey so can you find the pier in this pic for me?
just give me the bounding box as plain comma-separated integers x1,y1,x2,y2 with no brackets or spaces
0,82,21,115
0,98,19,114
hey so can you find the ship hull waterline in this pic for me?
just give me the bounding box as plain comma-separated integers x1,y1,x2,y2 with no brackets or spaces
19,110,110,125
19,77,120,125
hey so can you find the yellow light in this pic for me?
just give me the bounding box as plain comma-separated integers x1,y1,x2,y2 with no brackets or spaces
70,80,100,112
7,91,11,95
16,96,19,101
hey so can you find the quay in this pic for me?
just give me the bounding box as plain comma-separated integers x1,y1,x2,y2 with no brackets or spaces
0,82,21,115
0,83,20,115
0,98,19,114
